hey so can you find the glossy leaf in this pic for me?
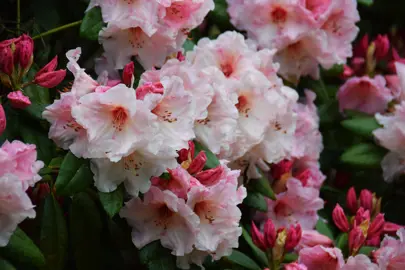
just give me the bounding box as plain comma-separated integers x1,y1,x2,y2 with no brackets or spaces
341,143,386,167
241,227,268,267
80,7,104,40
226,250,261,270
341,116,380,138
316,219,335,240
243,192,268,212
250,173,276,200
193,140,220,169
99,185,124,218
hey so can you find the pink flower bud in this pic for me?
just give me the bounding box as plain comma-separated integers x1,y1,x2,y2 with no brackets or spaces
367,213,385,238
195,165,224,186
346,187,358,214
34,69,66,88
383,221,405,235
36,56,58,77
177,52,185,62
354,34,369,58
341,65,354,79
122,61,134,87
251,221,267,251
178,141,195,163
15,34,34,69
295,169,310,186
0,46,14,75
270,159,293,180
0,104,6,135
349,227,366,255
299,230,333,249
284,263,308,270
374,34,390,60
354,207,370,227
365,235,381,247
187,151,207,174
7,91,31,109
263,219,276,248
285,224,302,251
359,189,373,211
332,204,350,232
136,82,164,100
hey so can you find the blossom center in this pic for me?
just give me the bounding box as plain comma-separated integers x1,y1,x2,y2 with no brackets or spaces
128,27,145,49
271,7,287,23
194,201,215,224
112,106,128,132
236,95,251,117
220,62,234,77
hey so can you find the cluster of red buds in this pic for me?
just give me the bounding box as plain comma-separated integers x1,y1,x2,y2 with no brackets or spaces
270,159,311,194
251,219,302,268
332,187,404,256
0,34,66,136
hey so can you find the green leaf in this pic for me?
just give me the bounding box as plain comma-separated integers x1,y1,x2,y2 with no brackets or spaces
183,39,195,52
249,173,276,200
321,64,344,77
55,152,93,196
23,73,50,121
139,241,176,270
193,140,220,169
335,233,349,257
341,143,386,168
358,0,373,6
48,157,64,169
80,7,104,41
99,185,124,218
0,228,46,269
241,227,268,267
341,117,380,138
0,258,16,270
316,219,335,240
358,246,377,256
283,253,299,263
70,192,104,270
226,250,261,270
243,192,268,212
40,195,68,270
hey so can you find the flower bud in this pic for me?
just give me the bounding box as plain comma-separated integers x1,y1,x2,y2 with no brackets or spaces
263,219,276,248
332,204,350,232
177,52,185,62
251,221,267,251
365,235,381,247
354,207,370,227
284,263,308,270
136,82,164,100
36,56,58,77
34,69,66,88
0,46,14,76
299,230,333,249
346,187,358,214
348,226,366,255
359,189,373,211
122,61,134,87
285,224,302,251
341,65,354,79
187,151,207,174
195,166,224,186
367,213,385,238
0,104,6,135
354,34,369,58
178,141,195,163
15,34,34,70
374,34,390,60
270,159,293,180
295,168,310,186
7,91,31,109
383,222,404,235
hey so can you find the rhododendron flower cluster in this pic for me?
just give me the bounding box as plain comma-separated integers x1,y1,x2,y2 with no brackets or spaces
226,0,360,82
89,0,215,69
0,140,43,247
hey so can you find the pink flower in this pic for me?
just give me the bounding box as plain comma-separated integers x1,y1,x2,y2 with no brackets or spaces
0,174,36,247
0,104,6,136
297,230,333,250
120,186,199,256
7,91,31,109
298,245,345,270
0,140,44,189
341,255,378,270
152,166,193,200
374,228,405,270
285,262,308,270
337,76,393,115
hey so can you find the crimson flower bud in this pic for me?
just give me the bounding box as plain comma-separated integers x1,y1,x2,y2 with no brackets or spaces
359,189,373,211
7,91,31,109
348,227,366,255
270,159,293,180
0,46,14,75
177,52,185,62
383,221,405,235
122,61,134,87
367,213,385,238
366,235,381,247
354,34,369,58
341,65,354,79
178,141,195,163
354,207,370,227
0,104,6,135
187,151,207,174
374,34,390,60
15,34,34,69
332,204,350,232
285,223,302,251
346,187,358,214
34,69,66,88
251,221,267,251
263,219,276,248
136,82,164,100
195,166,224,186
36,56,58,77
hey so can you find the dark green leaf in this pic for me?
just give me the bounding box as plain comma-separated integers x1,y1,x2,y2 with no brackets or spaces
48,157,64,169
139,241,176,270
55,152,93,196
23,81,50,121
283,253,298,263
0,228,46,269
241,227,268,267
80,7,104,41
99,185,124,218
358,0,373,6
249,173,276,200
226,250,261,270
193,140,220,169
316,219,335,240
319,100,340,125
40,195,68,270
321,64,344,77
335,233,349,257
70,192,104,270
183,39,195,52
341,143,386,168
243,192,268,212
358,246,377,256
0,258,16,270
341,117,380,138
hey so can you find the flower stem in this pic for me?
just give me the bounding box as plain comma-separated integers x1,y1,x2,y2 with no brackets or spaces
17,0,20,34
32,20,83,40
